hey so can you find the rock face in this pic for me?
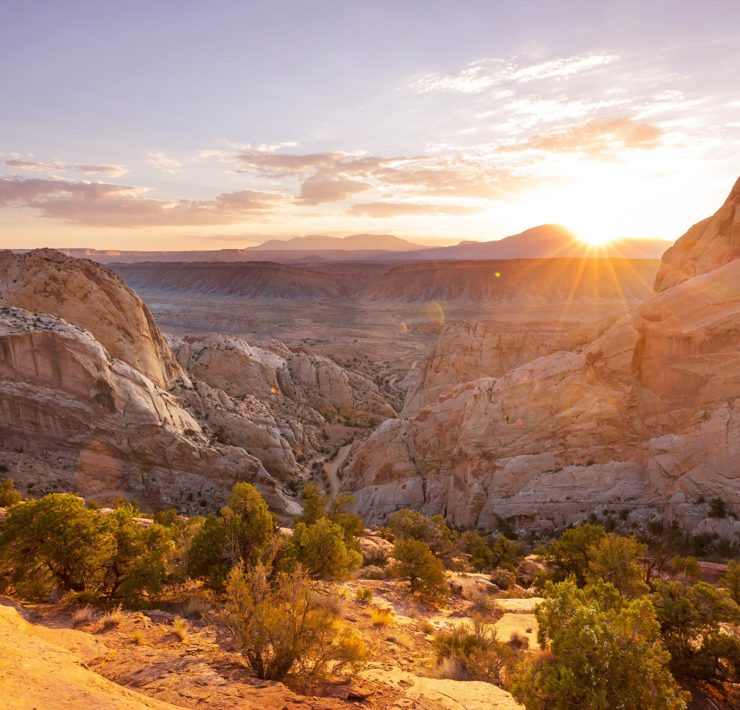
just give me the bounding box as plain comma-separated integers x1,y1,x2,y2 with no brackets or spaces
0,249,181,388
655,176,740,292
343,179,740,539
169,334,395,480
402,319,608,415
0,249,396,513
0,306,299,516
174,334,394,425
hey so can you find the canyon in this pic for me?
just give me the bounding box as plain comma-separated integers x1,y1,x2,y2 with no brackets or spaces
0,180,738,543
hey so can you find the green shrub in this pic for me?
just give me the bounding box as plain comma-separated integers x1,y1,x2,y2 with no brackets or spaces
652,578,739,683
722,559,740,604
0,478,21,507
225,563,366,682
285,518,361,580
388,508,456,559
510,579,689,710
538,523,606,587
0,493,114,596
187,482,275,589
585,532,648,598
392,538,448,604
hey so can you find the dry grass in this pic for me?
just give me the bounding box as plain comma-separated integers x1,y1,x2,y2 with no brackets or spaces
370,607,394,627
420,619,436,635
132,629,145,646
355,587,373,603
180,596,210,619
71,606,96,627
100,607,123,630
172,617,188,642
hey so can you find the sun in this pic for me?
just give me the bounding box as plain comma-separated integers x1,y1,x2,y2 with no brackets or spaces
576,232,616,247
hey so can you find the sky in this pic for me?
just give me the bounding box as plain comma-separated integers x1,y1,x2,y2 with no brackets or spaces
1,0,739,250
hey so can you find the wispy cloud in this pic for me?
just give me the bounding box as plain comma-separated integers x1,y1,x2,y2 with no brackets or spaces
5,158,127,176
0,176,289,227
146,151,184,174
409,52,618,94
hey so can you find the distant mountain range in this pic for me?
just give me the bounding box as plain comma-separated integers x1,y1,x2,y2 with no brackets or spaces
31,225,671,264
248,233,424,252
405,225,671,261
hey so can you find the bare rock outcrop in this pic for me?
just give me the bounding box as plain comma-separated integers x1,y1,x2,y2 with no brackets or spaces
0,249,182,388
655,176,740,292
0,307,299,516
402,319,608,415
343,179,740,539
172,333,394,426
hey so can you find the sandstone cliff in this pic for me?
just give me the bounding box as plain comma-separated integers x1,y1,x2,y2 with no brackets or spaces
342,179,740,539
0,249,182,388
0,307,299,515
655,176,740,292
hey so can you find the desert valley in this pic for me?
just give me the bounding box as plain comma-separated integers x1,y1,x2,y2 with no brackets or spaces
1,2,739,708
0,180,738,709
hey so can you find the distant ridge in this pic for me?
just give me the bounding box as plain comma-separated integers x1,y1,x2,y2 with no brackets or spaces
405,225,671,261
248,233,426,252
24,225,671,264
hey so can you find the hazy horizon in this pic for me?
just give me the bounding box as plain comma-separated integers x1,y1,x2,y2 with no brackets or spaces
2,0,739,250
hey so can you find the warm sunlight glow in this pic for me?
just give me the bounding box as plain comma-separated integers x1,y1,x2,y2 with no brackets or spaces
576,232,615,247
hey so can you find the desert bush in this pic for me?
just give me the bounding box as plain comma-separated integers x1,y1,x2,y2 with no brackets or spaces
670,555,702,582
103,505,175,606
507,631,529,650
392,538,449,605
721,559,739,604
361,544,389,567
0,478,21,507
510,579,689,710
172,617,188,642
100,607,123,629
433,617,513,685
153,508,179,527
187,483,275,589
0,493,114,596
358,564,388,580
0,494,175,603
460,531,495,571
652,578,739,683
469,590,501,618
285,518,361,580
370,607,394,626
355,587,372,603
388,508,456,559
585,532,648,598
181,595,211,619
537,522,606,588
132,629,145,646
225,563,366,683
296,482,328,526
490,568,516,590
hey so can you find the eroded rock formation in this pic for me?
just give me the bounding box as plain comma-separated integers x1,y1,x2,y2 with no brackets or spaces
342,179,740,539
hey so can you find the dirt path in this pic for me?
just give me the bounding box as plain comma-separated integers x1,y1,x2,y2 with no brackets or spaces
323,443,353,502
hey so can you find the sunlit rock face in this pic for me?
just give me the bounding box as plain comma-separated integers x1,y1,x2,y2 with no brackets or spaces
344,178,740,539
401,320,608,415
0,249,182,388
655,176,740,292
168,333,395,480
0,307,299,516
